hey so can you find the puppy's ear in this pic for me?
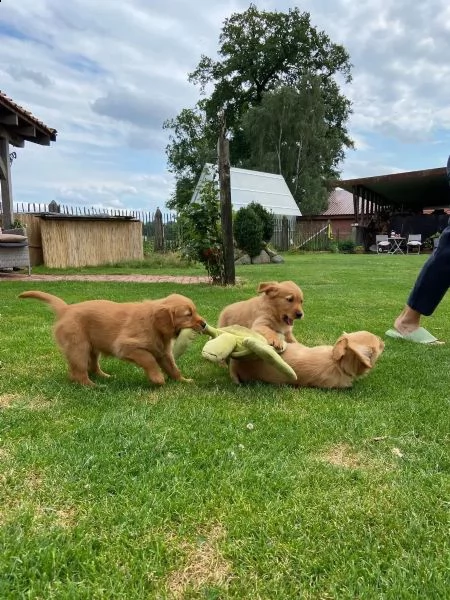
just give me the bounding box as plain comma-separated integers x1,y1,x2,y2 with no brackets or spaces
347,342,373,368
332,335,348,361
154,306,174,335
258,281,279,297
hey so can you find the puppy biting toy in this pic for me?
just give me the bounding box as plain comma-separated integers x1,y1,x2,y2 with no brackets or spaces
174,323,297,382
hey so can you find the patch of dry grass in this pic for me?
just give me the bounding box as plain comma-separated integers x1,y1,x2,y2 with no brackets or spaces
317,442,393,470
0,393,20,408
165,523,232,598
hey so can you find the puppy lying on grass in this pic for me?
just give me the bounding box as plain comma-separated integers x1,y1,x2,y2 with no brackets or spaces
218,280,304,351
229,331,384,389
19,290,206,386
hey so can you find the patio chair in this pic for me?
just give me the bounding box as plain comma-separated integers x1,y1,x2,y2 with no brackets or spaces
406,234,422,255
376,234,390,253
0,227,31,275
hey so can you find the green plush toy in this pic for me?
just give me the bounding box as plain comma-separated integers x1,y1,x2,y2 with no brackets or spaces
174,323,297,382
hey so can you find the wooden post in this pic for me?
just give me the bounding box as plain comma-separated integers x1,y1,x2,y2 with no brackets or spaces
0,136,14,229
352,185,359,223
217,112,235,285
154,207,164,252
281,216,289,251
48,200,61,213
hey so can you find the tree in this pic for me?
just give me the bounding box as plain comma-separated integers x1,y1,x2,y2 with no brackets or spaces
164,4,353,213
241,79,337,214
189,4,352,138
163,108,216,211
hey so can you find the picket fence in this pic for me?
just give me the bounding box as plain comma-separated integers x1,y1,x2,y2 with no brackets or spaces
10,202,336,252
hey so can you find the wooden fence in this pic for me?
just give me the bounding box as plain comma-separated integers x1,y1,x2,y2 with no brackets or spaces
10,203,181,255
6,202,345,255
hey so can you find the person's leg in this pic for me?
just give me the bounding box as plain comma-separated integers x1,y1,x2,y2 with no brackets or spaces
393,306,421,336
393,224,450,336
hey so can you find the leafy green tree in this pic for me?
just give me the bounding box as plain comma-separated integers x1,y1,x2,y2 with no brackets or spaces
241,79,337,214
234,206,264,258
163,108,216,211
189,3,352,139
164,4,353,214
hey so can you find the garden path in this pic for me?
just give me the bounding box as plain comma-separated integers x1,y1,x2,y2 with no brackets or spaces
0,273,211,284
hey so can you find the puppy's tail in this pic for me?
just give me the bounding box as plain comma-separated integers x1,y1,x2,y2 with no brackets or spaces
19,290,67,316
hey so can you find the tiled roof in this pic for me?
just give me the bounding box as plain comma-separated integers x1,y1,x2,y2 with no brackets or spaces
0,90,57,139
323,188,361,216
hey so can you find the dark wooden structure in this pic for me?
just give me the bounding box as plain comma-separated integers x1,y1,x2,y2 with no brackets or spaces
337,167,449,224
336,167,450,249
154,207,164,252
0,90,57,229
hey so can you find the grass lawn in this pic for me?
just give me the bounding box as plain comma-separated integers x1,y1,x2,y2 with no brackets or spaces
1,253,449,599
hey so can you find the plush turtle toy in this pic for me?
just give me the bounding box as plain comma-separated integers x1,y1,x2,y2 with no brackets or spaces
174,323,297,382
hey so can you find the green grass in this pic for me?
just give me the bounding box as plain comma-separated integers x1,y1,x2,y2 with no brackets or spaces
1,253,449,599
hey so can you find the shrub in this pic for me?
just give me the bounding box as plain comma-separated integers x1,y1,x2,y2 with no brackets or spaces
179,181,225,283
234,206,264,258
329,242,339,253
337,239,356,253
247,202,275,243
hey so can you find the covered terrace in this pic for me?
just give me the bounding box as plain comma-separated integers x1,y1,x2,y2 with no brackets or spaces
0,90,57,229
336,166,450,249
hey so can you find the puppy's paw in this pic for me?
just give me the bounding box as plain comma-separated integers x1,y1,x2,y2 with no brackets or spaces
270,338,285,351
150,374,166,385
71,376,96,386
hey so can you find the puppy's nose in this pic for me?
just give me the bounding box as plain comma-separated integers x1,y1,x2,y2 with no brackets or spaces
199,319,207,329
296,311,303,319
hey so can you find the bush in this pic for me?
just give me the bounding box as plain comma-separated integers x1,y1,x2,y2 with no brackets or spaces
234,206,264,258
329,242,339,253
337,239,356,253
247,202,275,243
179,181,225,283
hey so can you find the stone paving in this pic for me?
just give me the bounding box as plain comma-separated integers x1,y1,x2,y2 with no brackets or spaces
0,273,212,284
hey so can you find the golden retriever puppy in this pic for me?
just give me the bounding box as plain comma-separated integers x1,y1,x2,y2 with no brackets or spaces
229,331,384,389
218,281,304,350
19,291,206,386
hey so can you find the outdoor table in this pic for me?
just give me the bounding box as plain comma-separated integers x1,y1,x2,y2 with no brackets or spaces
388,237,405,254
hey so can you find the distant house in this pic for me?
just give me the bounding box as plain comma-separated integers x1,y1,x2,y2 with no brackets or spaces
299,188,359,239
192,164,302,226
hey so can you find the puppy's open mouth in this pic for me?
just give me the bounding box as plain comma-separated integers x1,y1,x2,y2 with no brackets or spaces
283,316,294,326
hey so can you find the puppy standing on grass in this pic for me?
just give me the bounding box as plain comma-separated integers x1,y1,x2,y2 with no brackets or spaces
218,281,304,350
230,331,384,389
19,291,206,387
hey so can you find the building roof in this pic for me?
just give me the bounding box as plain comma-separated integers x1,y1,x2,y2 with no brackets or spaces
337,167,449,210
193,164,302,217
323,188,361,216
0,90,57,146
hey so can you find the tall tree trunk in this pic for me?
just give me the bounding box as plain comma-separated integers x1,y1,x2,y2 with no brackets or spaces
294,139,303,195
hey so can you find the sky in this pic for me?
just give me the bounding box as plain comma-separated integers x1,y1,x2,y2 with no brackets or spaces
1,0,450,214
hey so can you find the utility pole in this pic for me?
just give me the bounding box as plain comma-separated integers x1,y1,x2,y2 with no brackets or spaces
217,111,235,285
